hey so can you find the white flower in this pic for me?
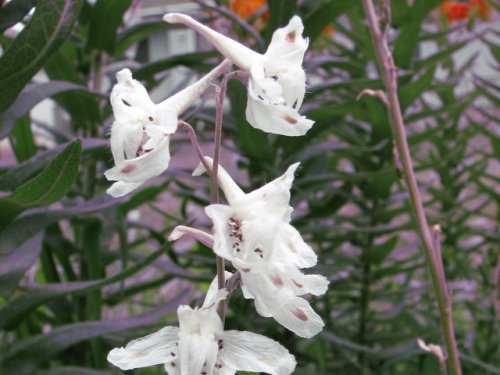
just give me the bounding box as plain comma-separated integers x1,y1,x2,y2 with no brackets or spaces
104,61,230,197
164,13,314,137
171,158,329,338
107,275,296,375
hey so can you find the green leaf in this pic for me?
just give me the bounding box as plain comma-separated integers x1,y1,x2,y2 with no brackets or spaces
0,244,171,330
0,140,81,230
44,46,103,124
0,138,106,191
303,0,360,43
0,290,190,375
0,193,122,256
86,0,132,53
9,115,36,162
0,0,35,33
0,233,43,297
0,0,84,111
0,81,91,139
362,237,399,264
115,21,168,57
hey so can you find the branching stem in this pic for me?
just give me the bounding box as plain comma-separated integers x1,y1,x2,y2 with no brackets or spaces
362,1,462,374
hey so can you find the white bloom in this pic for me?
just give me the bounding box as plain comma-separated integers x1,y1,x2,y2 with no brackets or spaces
105,61,230,197
164,13,314,137
173,158,329,338
107,275,296,375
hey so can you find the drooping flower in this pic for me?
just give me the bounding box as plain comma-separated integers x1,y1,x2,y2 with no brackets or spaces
171,158,329,338
107,275,296,375
164,13,314,136
104,61,230,197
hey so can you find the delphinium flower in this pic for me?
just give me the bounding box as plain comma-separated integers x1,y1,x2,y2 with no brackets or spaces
164,13,314,136
170,158,329,338
104,61,230,197
107,276,296,374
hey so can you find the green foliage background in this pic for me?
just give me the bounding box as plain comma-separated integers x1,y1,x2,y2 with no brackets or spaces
0,0,498,374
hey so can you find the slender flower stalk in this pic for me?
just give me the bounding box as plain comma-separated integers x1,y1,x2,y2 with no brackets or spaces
361,1,462,374
210,71,244,321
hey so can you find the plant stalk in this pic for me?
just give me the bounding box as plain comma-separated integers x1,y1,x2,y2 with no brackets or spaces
362,1,462,374
210,70,241,321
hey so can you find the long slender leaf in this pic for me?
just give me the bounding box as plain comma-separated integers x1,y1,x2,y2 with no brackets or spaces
0,0,84,111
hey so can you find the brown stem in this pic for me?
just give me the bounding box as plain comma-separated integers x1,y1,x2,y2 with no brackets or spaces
211,70,244,322
361,1,462,374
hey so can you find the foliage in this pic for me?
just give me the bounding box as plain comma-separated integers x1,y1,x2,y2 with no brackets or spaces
0,0,498,374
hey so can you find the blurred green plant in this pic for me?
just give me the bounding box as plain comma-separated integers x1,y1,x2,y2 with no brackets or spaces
0,0,498,374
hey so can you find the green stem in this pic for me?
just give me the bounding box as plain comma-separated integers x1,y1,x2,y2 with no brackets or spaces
361,2,462,374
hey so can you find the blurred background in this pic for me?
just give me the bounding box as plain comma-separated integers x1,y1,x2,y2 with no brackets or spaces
0,0,498,374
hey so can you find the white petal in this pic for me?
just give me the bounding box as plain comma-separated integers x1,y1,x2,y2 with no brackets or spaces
265,16,308,66
243,162,298,215
242,272,324,338
218,330,296,375
107,326,179,370
163,13,263,70
203,272,233,309
155,107,178,134
169,225,214,248
204,204,237,261
281,266,329,296
106,180,143,198
272,224,318,268
158,60,232,116
112,69,156,121
179,333,218,375
246,79,314,136
104,135,171,183
193,157,245,204
109,119,143,164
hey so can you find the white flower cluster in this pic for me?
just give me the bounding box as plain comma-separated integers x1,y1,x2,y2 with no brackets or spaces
106,13,328,375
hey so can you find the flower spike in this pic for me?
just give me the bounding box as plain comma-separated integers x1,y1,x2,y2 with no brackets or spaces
164,13,314,136
105,61,230,197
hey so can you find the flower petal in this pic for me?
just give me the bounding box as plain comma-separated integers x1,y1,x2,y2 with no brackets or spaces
179,333,218,375
104,135,171,183
193,157,245,204
107,326,179,370
242,271,324,338
265,16,308,67
107,180,144,198
246,79,314,136
218,330,296,375
205,204,237,261
281,266,329,296
163,13,263,70
158,59,232,116
203,272,233,309
169,225,214,248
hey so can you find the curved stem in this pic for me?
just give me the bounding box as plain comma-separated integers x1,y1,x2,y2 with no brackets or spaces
178,120,213,174
361,1,462,374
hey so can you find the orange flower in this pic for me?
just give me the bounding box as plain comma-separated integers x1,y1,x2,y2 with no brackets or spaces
439,0,491,22
230,0,269,21
439,1,471,22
